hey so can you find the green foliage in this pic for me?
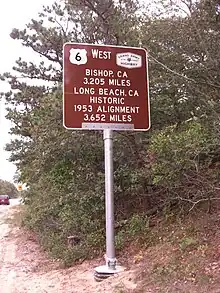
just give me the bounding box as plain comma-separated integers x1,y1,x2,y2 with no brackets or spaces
127,214,150,237
149,121,211,185
115,214,149,249
0,179,19,198
179,237,198,251
115,230,126,250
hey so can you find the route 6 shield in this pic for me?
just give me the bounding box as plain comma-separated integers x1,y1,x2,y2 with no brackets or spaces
69,48,88,65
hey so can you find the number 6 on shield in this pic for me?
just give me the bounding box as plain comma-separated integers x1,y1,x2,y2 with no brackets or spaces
69,48,88,65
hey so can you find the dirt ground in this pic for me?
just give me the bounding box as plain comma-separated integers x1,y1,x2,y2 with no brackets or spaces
0,200,137,293
1,200,220,293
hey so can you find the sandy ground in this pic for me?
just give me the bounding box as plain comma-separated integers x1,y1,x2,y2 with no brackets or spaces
0,199,137,293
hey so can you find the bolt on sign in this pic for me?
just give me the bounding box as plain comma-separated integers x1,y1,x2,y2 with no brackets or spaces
63,43,150,131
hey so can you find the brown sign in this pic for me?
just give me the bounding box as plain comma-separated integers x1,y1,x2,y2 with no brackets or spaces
63,43,150,131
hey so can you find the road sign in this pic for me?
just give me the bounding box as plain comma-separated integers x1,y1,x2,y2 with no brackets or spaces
63,43,150,131
17,184,22,191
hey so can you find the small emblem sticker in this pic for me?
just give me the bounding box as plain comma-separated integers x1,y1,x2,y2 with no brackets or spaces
116,52,142,69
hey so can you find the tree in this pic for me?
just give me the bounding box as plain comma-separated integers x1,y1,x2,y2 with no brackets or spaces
1,0,148,265
144,0,220,210
0,180,19,198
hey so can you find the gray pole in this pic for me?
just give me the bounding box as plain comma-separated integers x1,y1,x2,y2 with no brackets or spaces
103,129,116,270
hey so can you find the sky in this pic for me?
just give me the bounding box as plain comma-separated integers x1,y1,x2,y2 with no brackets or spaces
0,0,54,183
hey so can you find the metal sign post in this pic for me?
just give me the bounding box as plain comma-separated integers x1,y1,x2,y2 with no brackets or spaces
94,129,124,281
104,129,116,269
94,129,125,280
63,42,150,281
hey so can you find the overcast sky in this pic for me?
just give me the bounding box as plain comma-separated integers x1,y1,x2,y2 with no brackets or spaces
0,0,54,183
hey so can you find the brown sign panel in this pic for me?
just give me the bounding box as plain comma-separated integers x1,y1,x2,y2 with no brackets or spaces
63,43,150,131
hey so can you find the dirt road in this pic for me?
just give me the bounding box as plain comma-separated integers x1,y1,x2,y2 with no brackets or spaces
0,200,136,293
0,199,20,293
